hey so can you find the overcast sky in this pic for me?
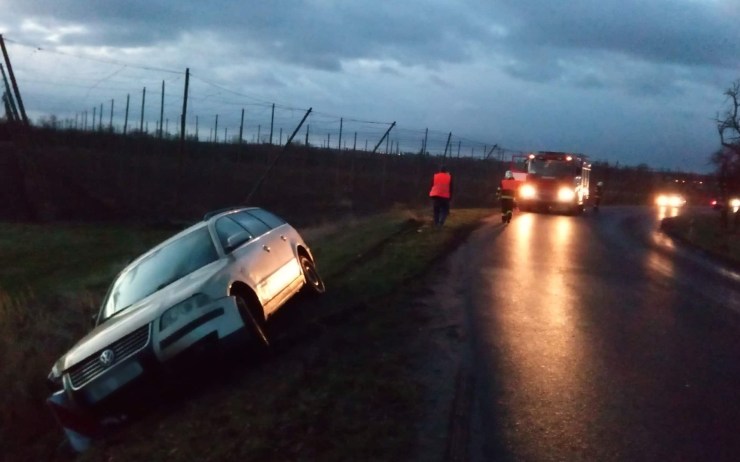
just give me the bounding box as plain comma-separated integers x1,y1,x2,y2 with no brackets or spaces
2,0,739,172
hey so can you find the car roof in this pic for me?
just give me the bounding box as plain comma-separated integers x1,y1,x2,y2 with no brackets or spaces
202,206,258,221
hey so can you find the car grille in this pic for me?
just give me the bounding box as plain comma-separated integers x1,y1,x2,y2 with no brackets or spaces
68,324,150,389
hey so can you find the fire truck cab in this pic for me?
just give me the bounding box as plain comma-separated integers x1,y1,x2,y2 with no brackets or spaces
511,151,591,215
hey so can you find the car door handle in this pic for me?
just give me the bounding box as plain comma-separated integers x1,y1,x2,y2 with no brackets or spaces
263,245,271,252
280,235,287,241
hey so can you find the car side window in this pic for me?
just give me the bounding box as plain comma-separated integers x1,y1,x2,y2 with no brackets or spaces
231,211,272,237
215,216,252,252
247,209,286,229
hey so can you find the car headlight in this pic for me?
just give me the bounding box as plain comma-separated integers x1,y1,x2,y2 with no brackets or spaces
730,198,740,208
160,293,210,331
520,184,536,199
656,195,668,206
47,364,62,391
557,187,576,202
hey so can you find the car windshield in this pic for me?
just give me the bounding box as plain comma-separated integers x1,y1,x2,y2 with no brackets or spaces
101,226,218,320
528,159,577,178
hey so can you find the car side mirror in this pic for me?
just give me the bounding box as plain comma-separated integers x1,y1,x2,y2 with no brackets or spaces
225,231,252,253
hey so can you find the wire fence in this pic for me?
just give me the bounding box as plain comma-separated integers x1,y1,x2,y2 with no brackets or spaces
1,36,524,161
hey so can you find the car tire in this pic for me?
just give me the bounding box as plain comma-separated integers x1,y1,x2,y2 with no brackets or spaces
300,255,326,295
235,295,269,348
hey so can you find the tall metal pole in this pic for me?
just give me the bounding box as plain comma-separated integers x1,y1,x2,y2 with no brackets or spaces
92,106,97,132
245,108,312,203
180,68,189,144
372,121,396,154
443,132,452,158
123,94,130,135
0,63,19,122
109,99,114,132
0,34,28,125
140,87,146,132
99,103,103,131
353,132,357,151
239,108,244,144
423,128,428,155
305,124,309,146
159,80,165,138
214,114,219,143
338,117,343,150
269,103,275,144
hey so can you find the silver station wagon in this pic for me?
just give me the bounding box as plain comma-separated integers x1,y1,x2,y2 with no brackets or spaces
47,206,324,413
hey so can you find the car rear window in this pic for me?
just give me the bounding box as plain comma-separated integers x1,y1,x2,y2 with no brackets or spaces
231,211,272,236
247,209,286,229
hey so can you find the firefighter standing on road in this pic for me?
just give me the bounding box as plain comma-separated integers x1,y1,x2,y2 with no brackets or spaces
593,181,604,212
498,170,517,223
429,165,453,226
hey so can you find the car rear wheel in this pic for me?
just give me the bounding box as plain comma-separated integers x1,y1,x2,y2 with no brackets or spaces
235,295,269,348
300,255,326,295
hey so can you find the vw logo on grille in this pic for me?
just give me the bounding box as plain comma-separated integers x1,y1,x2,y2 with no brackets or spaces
99,349,115,367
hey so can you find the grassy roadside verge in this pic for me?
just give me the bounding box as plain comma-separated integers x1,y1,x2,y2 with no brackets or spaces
660,210,740,267
0,208,490,462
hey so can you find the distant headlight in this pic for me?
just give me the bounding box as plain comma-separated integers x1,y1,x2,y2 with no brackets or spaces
731,198,740,208
160,293,210,331
656,194,685,207
520,184,536,199
557,187,576,202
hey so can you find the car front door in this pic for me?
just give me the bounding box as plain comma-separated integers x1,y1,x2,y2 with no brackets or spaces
230,211,300,315
214,216,281,306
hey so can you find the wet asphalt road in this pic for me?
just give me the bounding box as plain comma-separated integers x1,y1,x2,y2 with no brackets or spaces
463,206,740,462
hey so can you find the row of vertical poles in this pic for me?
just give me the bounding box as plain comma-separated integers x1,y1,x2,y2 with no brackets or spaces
0,34,28,126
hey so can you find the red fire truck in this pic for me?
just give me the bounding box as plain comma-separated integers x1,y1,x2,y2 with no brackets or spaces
510,151,591,215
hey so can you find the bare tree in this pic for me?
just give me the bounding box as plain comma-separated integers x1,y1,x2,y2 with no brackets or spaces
716,80,740,155
714,81,740,196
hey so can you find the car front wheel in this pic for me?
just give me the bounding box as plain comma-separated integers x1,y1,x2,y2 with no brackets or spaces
300,255,326,295
235,296,269,348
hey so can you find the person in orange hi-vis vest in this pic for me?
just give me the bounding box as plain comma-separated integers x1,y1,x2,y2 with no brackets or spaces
429,165,453,226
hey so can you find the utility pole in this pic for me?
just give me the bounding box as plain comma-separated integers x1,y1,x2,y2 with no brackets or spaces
140,87,146,133
353,132,357,151
423,128,428,155
0,34,28,125
327,133,331,149
92,106,97,132
457,140,461,158
195,115,199,140
279,127,283,145
99,103,103,131
257,125,261,143
305,124,309,146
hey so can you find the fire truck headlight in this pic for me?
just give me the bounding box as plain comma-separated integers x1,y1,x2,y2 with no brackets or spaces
520,184,536,199
557,187,576,202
